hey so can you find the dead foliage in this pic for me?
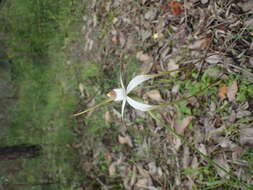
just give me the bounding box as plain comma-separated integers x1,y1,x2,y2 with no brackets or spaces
76,0,253,189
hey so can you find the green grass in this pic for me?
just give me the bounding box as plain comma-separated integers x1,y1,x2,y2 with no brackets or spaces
0,0,103,189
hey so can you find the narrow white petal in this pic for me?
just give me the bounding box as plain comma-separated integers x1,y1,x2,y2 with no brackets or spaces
113,88,126,101
126,96,156,111
121,98,127,119
126,75,154,94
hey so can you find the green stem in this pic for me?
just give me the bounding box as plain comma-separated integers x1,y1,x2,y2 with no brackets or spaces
73,98,112,117
148,112,251,189
151,64,194,78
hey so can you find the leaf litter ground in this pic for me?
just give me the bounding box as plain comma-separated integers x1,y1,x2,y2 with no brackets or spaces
73,0,253,189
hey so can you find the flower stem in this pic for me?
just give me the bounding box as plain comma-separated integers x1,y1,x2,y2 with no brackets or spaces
73,98,112,117
151,64,194,78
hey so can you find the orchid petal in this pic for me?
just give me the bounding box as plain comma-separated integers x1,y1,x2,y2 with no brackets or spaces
126,75,154,94
113,88,126,101
121,98,127,119
126,96,156,111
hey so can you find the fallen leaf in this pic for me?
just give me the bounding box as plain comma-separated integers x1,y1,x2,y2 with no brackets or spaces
130,166,137,186
167,59,179,76
144,90,163,102
172,84,180,94
174,116,194,150
189,38,211,50
205,55,222,64
219,138,237,149
118,135,133,147
175,116,194,134
104,151,112,162
198,144,207,156
144,9,157,20
240,127,253,145
82,161,93,172
182,146,190,169
109,162,117,176
78,83,85,97
201,0,208,4
191,156,199,169
119,32,126,48
214,155,230,179
218,85,228,100
238,1,253,12
104,111,111,122
112,35,117,43
236,110,251,118
227,81,238,102
136,51,152,62
148,162,157,175
169,1,184,16
135,178,148,187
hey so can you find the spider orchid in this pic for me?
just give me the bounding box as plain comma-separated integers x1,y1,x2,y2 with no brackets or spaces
73,65,193,118
106,73,158,118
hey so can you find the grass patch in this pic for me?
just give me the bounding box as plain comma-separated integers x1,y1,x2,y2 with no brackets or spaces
0,0,100,189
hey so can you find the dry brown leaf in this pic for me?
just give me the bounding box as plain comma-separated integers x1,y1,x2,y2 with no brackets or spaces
191,156,199,169
104,111,111,122
167,59,179,76
109,162,117,176
174,116,194,150
78,83,85,97
240,127,253,145
135,178,148,187
227,81,238,102
189,38,210,50
144,90,163,102
238,1,253,12
218,85,228,100
201,0,208,4
136,51,152,62
175,116,194,134
104,151,112,163
112,35,117,43
82,161,93,172
118,135,133,147
182,146,190,169
119,32,126,48
169,1,184,16
214,155,230,179
205,55,221,64
198,144,207,156
130,165,137,187
136,164,150,177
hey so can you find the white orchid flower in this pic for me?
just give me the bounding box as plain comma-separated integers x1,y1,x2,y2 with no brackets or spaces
74,65,192,118
107,74,158,118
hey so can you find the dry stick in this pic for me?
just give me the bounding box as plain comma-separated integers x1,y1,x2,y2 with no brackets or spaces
148,111,251,189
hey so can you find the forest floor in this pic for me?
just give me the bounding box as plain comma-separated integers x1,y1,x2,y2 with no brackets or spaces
1,0,253,190
74,0,253,189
